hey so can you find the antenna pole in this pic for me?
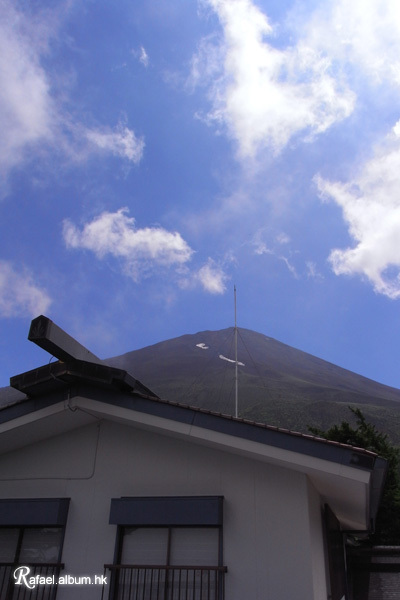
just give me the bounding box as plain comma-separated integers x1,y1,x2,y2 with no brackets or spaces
234,285,238,418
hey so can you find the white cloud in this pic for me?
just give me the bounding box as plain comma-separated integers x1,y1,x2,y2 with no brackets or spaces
194,0,354,158
139,46,149,68
0,1,144,175
63,208,194,281
276,233,290,245
197,258,229,294
279,255,298,279
315,125,400,298
302,0,400,87
131,46,149,68
86,125,145,164
250,229,298,276
306,261,323,280
64,210,231,294
189,33,223,90
0,260,51,317
253,242,272,256
249,228,273,256
0,0,55,172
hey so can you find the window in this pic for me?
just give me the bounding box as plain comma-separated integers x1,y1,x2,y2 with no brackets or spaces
0,526,63,563
324,504,348,600
105,497,226,600
0,499,69,600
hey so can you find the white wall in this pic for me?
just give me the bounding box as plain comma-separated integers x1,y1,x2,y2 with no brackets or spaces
307,478,330,600
0,418,328,600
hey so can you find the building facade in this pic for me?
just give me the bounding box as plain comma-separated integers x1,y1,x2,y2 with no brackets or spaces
0,316,387,600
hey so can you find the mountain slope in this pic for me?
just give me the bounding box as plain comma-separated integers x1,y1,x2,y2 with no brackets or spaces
108,328,400,444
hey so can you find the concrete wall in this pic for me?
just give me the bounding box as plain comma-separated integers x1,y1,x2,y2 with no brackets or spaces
0,418,329,600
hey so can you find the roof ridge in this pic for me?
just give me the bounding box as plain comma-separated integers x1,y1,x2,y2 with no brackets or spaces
143,393,377,457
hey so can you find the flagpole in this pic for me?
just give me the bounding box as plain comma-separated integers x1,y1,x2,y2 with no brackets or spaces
234,285,238,418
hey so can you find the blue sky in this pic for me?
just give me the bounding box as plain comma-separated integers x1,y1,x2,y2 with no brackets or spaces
2,0,400,390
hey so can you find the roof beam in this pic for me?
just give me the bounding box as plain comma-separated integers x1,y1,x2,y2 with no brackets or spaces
28,315,103,365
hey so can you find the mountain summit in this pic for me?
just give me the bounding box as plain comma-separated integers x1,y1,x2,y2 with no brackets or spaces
108,327,400,444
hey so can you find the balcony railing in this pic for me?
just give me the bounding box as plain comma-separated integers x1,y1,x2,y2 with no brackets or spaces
101,564,227,600
0,563,63,600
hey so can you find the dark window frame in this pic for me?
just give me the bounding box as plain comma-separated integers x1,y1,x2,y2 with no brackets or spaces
109,496,223,527
106,496,225,600
0,498,70,526
0,524,65,564
116,524,224,568
0,499,69,600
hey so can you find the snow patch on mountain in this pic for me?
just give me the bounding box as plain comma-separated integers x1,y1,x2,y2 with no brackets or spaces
219,354,245,366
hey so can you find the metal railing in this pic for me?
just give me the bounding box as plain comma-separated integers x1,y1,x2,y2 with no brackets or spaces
101,564,227,600
0,563,63,600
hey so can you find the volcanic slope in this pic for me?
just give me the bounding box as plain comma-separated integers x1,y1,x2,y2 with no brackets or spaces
107,327,400,444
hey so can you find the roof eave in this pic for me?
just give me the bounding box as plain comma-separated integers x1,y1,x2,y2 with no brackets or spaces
0,383,384,531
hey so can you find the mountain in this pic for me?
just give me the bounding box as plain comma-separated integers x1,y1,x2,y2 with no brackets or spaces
107,327,400,445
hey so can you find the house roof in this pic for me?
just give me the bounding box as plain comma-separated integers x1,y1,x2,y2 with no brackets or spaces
9,357,158,399
0,316,388,533
4,353,378,467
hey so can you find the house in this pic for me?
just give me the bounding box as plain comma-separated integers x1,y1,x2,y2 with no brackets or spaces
0,316,387,600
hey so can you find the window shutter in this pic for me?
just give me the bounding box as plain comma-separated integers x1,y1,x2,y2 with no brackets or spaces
0,528,19,561
121,528,169,565
170,528,219,566
19,528,63,563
